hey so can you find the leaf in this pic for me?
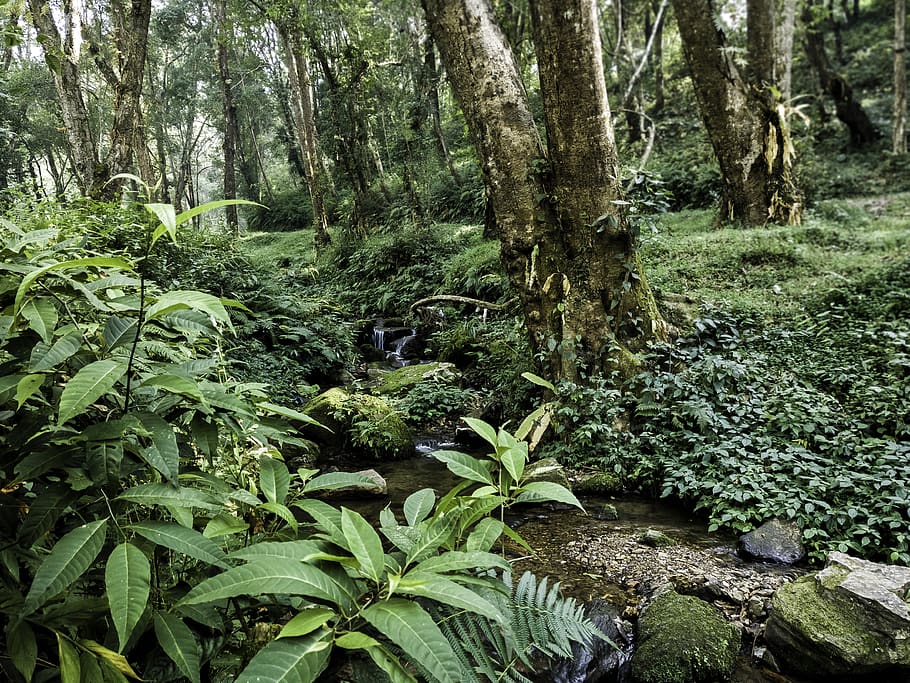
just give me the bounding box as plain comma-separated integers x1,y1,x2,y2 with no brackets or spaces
465,518,506,552
23,520,108,615
146,291,231,328
131,521,229,569
105,543,151,652
361,599,461,683
411,550,509,575
103,316,139,351
334,633,417,683
258,401,323,426
500,444,527,483
57,633,82,683
139,374,204,403
403,488,436,527
176,198,262,227
79,639,141,679
341,507,385,583
16,373,44,409
178,559,356,612
257,501,298,530
145,203,177,245
228,540,330,563
17,484,79,546
432,450,494,485
461,417,498,448
29,332,81,372
58,359,126,425
6,620,37,680
294,499,346,546
303,471,379,493
133,411,179,483
521,371,556,392
260,455,290,504
154,613,201,683
514,481,584,510
21,296,58,343
203,514,249,538
14,256,132,316
279,608,335,639
397,573,505,623
117,483,223,512
235,631,331,683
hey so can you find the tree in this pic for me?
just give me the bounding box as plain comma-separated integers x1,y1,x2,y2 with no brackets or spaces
894,0,907,154
672,0,802,226
214,0,239,232
423,0,668,381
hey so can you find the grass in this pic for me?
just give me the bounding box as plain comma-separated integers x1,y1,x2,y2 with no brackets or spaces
641,193,910,321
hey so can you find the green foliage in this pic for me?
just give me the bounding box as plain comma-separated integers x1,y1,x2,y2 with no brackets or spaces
247,190,314,233
396,377,478,427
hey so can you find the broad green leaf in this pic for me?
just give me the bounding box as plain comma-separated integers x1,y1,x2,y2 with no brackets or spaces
131,522,229,569
432,450,494,485
235,631,331,683
154,613,201,683
515,481,584,510
403,488,436,527
178,559,356,612
166,505,194,528
23,520,107,615
279,608,335,639
521,371,556,391
133,411,179,483
105,543,150,651
6,620,37,680
139,374,205,403
203,514,249,538
397,572,504,623
411,550,509,575
176,198,261,227
103,316,138,351
80,650,104,682
161,309,216,337
257,502,298,530
228,540,330,563
0,373,21,402
404,512,460,565
514,404,551,445
303,471,379,493
465,518,506,552
145,203,177,245
21,297,57,343
78,639,141,680
294,499,346,545
260,455,290,505
146,291,231,328
29,332,81,372
462,417,498,448
190,416,219,458
8,227,54,252
500,444,527,483
334,632,417,683
258,401,322,426
16,373,44,409
117,484,223,512
361,599,461,683
341,508,385,583
14,256,132,315
57,359,126,425
57,633,81,683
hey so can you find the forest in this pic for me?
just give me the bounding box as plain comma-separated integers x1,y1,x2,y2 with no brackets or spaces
0,0,908,681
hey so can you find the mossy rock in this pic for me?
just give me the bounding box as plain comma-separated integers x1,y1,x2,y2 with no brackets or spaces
632,591,739,683
304,387,413,459
524,457,571,490
369,362,459,396
575,471,624,495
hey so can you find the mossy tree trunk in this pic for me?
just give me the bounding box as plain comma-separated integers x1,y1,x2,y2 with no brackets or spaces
423,0,669,382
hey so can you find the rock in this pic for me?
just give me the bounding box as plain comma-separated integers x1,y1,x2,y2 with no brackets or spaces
369,362,459,396
631,590,739,683
639,529,676,548
524,457,571,490
574,471,624,495
548,599,632,683
739,519,806,564
303,387,413,459
593,504,619,521
765,551,910,680
314,469,388,498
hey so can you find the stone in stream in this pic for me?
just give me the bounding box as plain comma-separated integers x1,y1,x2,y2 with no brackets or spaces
368,362,459,397
738,519,806,564
574,471,625,496
631,590,739,683
765,551,910,680
524,457,572,490
547,599,632,683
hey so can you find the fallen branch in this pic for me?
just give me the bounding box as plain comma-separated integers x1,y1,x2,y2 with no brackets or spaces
409,295,512,314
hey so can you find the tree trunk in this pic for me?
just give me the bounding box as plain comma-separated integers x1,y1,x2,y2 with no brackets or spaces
774,0,798,99
214,0,238,233
28,0,99,196
894,0,907,154
423,0,668,381
803,0,878,147
673,0,802,226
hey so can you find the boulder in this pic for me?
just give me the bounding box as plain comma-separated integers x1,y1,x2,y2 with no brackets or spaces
548,599,632,683
639,529,676,548
369,362,459,396
524,457,571,490
574,471,624,495
303,387,413,459
739,519,806,564
765,551,910,680
631,590,739,683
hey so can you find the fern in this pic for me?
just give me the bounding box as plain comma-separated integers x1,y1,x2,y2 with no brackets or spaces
430,571,612,682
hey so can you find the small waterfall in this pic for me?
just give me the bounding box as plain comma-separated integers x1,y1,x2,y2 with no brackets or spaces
371,323,418,366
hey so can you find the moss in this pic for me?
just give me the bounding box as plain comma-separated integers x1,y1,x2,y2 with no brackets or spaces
369,362,458,396
632,591,739,683
575,471,624,495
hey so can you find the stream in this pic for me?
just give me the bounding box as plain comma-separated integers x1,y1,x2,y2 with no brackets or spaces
334,448,808,683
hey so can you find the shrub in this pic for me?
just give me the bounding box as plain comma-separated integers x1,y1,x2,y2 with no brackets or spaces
247,190,313,232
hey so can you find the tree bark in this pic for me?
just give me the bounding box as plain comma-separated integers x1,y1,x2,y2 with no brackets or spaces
423,0,668,381
673,0,802,226
894,0,907,154
774,0,798,100
214,0,239,233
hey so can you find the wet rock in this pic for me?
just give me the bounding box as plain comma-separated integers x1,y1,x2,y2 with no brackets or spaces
303,387,413,459
525,457,571,490
631,590,739,683
639,529,676,548
547,599,632,683
369,362,458,397
592,504,619,521
765,551,910,680
574,471,624,496
739,519,806,564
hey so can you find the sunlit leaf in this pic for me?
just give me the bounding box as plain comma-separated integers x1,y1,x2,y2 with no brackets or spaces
341,508,385,583
278,608,335,639
260,455,290,505
432,450,494,485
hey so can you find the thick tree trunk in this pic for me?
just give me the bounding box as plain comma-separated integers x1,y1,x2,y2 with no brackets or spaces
673,0,802,225
28,0,99,196
894,0,907,154
424,0,668,380
214,0,238,233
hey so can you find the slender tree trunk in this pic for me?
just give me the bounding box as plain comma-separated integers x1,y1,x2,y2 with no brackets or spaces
28,0,99,196
649,0,666,112
425,41,460,183
774,0,798,100
894,0,907,154
214,0,238,233
673,0,802,225
424,0,668,380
